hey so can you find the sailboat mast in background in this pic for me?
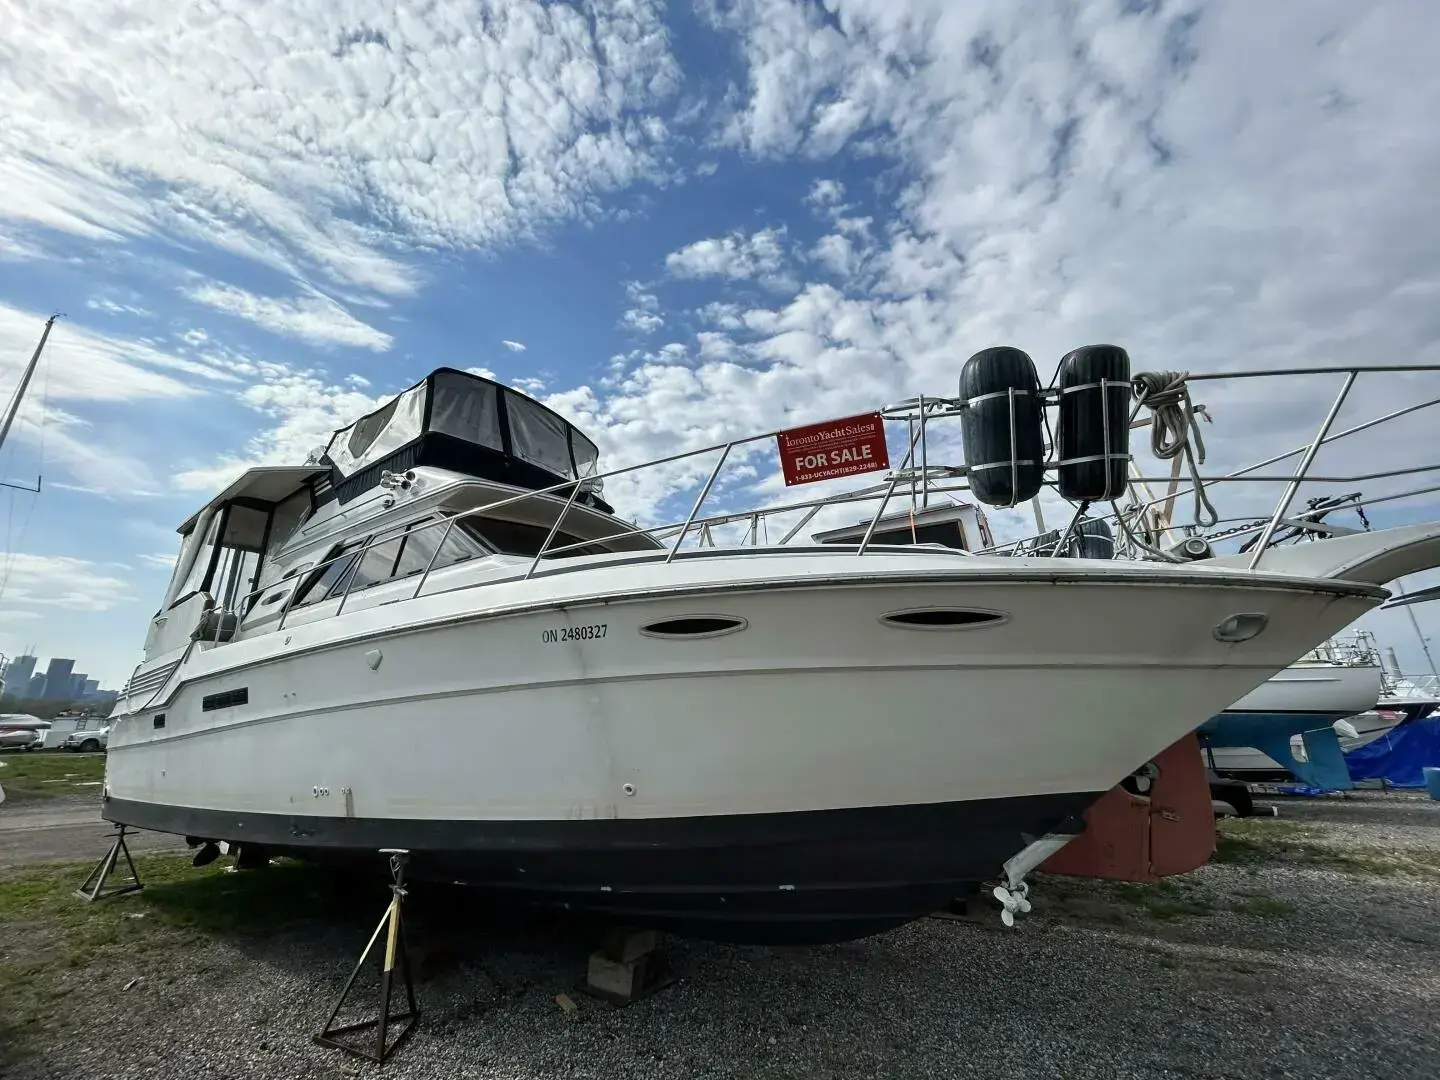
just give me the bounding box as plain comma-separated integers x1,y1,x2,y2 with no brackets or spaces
0,312,60,491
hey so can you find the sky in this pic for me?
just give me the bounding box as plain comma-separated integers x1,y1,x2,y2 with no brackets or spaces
2,0,1440,688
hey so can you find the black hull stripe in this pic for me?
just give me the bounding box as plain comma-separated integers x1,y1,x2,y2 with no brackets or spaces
103,792,1099,944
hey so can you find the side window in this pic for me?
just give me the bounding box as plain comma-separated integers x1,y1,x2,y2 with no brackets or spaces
461,518,609,559
343,535,405,594
293,541,365,607
393,518,484,577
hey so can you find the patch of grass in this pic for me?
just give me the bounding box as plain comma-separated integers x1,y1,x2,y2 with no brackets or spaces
1230,897,1296,918
0,853,370,936
1110,880,1218,920
0,752,106,801
1214,818,1440,879
0,853,378,1070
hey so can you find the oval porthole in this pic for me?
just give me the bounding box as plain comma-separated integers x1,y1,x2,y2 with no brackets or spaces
639,615,748,639
880,608,1008,630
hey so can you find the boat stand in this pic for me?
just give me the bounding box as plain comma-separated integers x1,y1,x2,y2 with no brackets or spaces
313,849,420,1065
75,824,144,902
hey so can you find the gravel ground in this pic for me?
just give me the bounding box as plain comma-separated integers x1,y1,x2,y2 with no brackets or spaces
3,790,1439,1080
1253,785,1440,851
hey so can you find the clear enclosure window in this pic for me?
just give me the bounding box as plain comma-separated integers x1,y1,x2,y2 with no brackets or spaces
347,396,399,459
171,512,221,606
505,390,574,478
326,383,427,477
430,373,503,450
571,431,600,478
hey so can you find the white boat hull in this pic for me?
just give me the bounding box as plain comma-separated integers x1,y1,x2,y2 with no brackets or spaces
1339,709,1408,753
101,550,1385,942
1221,662,1383,718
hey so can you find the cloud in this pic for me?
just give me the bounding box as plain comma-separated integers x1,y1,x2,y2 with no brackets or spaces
0,552,136,613
811,233,862,281
0,304,223,403
171,373,392,493
538,0,1437,544
619,280,664,334
664,227,791,286
86,298,153,318
804,178,846,210
184,282,392,352
501,339,528,352
0,0,682,296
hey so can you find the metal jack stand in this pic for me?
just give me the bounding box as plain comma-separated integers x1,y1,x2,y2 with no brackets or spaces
75,824,144,901
313,849,420,1065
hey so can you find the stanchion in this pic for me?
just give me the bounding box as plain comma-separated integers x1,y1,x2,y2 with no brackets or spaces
313,848,420,1064
75,824,144,901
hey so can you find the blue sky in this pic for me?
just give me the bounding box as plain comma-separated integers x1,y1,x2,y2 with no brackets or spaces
3,0,1440,687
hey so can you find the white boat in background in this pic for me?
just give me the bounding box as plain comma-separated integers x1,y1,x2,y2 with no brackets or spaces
1196,645,1383,783
1336,709,1408,753
1218,708,1413,778
1378,677,1440,723
1214,655,1382,718
97,365,1440,944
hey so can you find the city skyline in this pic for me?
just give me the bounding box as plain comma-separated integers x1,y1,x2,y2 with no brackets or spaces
0,649,115,703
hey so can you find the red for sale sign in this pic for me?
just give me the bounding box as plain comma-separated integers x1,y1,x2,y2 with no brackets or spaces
776,411,890,486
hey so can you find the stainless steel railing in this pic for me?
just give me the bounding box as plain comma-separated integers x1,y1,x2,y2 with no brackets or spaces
200,362,1440,642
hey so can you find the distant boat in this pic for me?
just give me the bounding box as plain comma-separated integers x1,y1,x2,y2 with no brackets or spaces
1198,654,1383,784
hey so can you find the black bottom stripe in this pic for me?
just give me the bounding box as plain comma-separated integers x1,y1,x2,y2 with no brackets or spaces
105,792,1098,944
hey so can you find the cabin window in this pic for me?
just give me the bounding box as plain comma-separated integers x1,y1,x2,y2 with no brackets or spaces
169,512,222,607
392,517,485,577
293,540,367,607
289,518,490,609
458,518,610,559
214,504,271,606
340,534,407,593
869,523,964,550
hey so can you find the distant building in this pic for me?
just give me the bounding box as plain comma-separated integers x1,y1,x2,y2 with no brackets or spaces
4,654,37,695
3,654,113,702
41,658,75,700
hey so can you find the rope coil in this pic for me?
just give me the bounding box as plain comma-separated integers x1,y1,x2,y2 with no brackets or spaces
1131,370,1219,528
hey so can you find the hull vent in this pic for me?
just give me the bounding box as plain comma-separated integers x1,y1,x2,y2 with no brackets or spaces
201,687,249,712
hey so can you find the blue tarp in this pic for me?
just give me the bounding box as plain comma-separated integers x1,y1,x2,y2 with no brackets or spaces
1345,716,1440,787
1200,711,1355,791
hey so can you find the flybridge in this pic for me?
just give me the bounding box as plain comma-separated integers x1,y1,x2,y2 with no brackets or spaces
316,367,610,512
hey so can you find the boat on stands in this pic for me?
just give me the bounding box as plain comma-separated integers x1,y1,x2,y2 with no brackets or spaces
101,354,1440,943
